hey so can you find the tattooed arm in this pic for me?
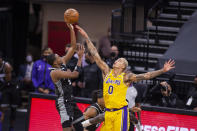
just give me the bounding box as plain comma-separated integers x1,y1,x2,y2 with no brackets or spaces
76,25,110,77
125,59,175,83
81,113,105,128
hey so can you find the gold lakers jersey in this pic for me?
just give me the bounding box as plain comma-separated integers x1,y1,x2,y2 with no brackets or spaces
103,69,129,109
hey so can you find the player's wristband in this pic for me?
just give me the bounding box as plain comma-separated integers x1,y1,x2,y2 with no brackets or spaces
81,120,91,127
74,66,82,73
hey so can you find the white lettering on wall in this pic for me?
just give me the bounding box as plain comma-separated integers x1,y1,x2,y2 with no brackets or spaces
152,126,158,131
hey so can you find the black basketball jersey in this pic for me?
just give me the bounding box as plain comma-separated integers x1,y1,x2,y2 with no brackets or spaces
85,103,104,131
55,64,74,117
55,64,73,100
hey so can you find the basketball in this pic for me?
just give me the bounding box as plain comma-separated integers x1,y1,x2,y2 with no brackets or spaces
64,8,79,24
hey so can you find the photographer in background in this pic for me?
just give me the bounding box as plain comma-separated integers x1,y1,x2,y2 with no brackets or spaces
149,81,184,108
185,75,197,111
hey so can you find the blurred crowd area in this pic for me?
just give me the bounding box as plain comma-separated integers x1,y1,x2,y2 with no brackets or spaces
0,38,197,112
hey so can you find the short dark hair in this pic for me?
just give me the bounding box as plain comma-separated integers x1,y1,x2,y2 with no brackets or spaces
47,54,56,66
41,47,50,54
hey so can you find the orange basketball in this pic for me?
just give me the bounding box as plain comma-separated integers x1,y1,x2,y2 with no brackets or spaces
64,8,79,24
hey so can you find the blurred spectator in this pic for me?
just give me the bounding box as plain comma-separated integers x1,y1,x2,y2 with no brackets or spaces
17,52,34,92
98,28,111,59
185,75,197,111
105,45,119,68
149,81,184,108
31,47,55,94
0,51,19,131
79,51,103,98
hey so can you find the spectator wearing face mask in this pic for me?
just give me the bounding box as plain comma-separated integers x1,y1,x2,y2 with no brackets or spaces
31,47,55,94
17,52,35,92
105,45,119,68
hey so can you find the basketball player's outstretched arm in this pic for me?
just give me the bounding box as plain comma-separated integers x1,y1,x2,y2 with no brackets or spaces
62,23,77,64
76,25,110,77
51,45,84,81
126,59,175,82
81,113,105,128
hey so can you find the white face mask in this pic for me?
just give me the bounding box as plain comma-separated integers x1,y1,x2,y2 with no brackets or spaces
26,55,32,62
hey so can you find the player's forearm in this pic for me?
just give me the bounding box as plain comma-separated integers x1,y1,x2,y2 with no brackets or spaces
77,56,83,67
136,69,164,81
72,60,82,78
70,27,77,50
81,113,105,127
85,38,101,60
70,71,79,79
89,113,104,125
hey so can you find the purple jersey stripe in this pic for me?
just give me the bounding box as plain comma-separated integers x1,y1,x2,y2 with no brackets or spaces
122,106,128,131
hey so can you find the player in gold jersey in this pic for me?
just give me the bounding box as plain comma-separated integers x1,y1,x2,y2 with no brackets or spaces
76,25,175,131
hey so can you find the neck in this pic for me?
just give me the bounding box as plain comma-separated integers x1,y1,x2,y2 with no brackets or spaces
113,68,123,77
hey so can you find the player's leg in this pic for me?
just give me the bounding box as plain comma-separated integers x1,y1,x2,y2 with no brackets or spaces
0,88,10,126
100,111,113,131
61,114,73,131
114,107,130,131
72,105,83,131
56,99,72,131
129,112,138,131
10,85,20,131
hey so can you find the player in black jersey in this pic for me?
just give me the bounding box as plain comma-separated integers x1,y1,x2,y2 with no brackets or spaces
83,89,105,131
47,23,84,131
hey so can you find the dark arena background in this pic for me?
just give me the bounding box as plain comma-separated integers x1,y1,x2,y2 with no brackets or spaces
0,0,197,131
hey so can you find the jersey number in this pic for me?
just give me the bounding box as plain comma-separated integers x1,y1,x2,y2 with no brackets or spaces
108,85,113,94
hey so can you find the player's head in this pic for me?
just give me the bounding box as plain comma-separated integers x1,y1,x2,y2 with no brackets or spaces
113,58,128,72
92,89,104,107
42,47,53,56
47,53,62,68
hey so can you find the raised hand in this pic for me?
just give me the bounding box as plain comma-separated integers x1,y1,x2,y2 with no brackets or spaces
77,44,85,58
163,59,175,72
66,23,74,30
75,25,89,39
